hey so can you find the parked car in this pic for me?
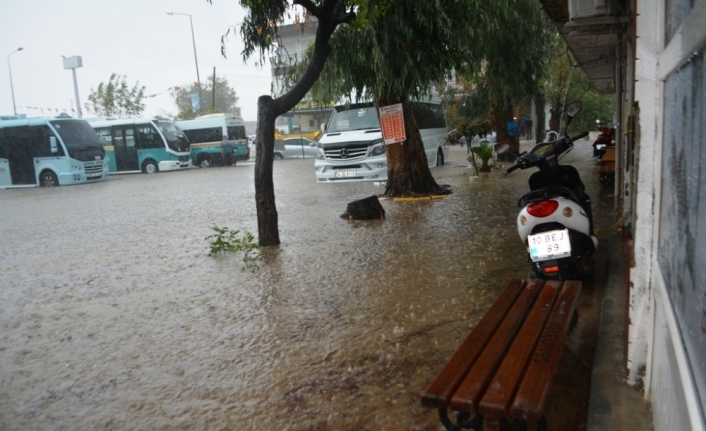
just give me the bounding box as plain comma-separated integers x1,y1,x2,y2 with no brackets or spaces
470,132,497,146
274,137,318,159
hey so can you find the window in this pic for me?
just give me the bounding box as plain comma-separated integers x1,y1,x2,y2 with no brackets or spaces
30,125,61,157
97,128,113,147
227,125,246,140
183,127,221,144
137,125,161,149
412,102,446,129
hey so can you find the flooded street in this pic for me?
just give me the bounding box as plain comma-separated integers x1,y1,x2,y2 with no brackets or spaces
0,142,616,431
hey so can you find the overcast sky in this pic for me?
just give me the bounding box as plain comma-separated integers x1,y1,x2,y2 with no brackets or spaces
0,0,273,121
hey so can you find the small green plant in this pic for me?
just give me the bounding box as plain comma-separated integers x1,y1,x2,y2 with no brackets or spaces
471,142,495,172
205,225,261,265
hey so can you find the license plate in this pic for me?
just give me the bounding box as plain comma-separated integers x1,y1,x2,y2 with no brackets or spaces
87,172,102,178
528,229,571,261
335,171,356,178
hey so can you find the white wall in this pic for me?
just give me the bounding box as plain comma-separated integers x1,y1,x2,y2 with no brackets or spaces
633,0,706,429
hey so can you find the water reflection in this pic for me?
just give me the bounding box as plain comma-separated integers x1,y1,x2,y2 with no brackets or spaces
0,144,615,430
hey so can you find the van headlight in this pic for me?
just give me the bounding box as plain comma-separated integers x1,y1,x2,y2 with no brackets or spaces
370,140,385,156
315,146,326,160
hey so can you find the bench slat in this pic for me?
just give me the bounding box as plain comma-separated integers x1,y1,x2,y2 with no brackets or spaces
478,280,563,419
509,280,582,421
449,279,546,413
421,279,526,410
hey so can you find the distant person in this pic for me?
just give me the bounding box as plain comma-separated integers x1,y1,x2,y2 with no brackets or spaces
525,118,533,139
220,135,234,166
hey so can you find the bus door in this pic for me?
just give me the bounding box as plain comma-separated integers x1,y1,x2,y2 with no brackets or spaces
112,126,139,171
0,125,36,185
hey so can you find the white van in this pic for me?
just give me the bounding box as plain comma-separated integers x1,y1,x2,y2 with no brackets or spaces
314,100,449,183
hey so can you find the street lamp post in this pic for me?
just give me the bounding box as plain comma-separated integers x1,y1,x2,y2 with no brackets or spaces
167,12,202,112
62,56,83,118
7,47,24,116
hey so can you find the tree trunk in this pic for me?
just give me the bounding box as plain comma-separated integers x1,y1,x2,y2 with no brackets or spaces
534,93,546,143
254,96,280,246
250,0,355,247
548,106,562,133
493,101,518,161
382,100,448,197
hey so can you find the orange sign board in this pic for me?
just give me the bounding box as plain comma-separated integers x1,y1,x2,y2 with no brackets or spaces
379,103,406,145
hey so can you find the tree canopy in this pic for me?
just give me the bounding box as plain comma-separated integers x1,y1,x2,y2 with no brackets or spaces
169,75,240,119
454,0,552,153
85,73,145,118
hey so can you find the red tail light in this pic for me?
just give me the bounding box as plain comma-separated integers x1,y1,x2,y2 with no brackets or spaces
543,265,560,274
527,200,559,217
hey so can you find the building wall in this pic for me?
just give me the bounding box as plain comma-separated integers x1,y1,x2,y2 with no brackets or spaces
631,0,706,429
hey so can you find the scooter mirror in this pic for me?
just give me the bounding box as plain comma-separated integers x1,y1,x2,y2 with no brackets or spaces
494,143,510,154
566,101,583,118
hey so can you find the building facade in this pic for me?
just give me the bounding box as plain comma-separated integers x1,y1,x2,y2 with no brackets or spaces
542,0,706,430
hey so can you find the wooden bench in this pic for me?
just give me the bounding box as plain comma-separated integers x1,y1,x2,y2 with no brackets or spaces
421,279,581,431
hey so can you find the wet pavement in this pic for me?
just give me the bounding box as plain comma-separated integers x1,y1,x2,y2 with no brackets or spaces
0,141,616,431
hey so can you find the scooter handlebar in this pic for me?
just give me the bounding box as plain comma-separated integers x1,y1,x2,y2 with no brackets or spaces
506,164,521,174
571,132,589,141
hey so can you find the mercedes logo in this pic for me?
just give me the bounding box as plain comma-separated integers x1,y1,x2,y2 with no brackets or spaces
339,149,349,158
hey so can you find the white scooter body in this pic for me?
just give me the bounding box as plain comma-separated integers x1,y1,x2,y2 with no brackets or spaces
517,196,598,254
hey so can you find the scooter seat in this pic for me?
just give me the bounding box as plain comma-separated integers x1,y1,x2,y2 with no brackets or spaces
518,186,579,208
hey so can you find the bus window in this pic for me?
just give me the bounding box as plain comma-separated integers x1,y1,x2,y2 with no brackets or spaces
97,128,112,146
30,125,62,157
227,125,246,140
137,125,161,149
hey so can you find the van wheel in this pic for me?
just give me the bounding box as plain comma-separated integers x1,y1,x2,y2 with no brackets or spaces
40,170,59,187
142,159,159,174
437,148,445,166
198,155,211,168
274,153,283,160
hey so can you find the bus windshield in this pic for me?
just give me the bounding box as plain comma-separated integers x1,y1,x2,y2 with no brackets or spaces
155,119,190,152
50,119,105,161
327,104,380,133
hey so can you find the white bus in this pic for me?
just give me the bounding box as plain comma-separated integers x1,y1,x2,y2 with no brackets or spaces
314,99,449,183
177,114,249,168
87,117,190,173
0,116,109,187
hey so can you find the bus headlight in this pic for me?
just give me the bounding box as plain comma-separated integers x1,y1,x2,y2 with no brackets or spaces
370,140,385,156
315,147,326,160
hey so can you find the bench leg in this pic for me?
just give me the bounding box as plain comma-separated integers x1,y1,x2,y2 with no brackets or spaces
438,409,484,431
498,415,548,431
499,418,527,431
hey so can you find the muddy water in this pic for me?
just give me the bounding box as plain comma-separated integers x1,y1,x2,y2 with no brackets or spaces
0,143,615,431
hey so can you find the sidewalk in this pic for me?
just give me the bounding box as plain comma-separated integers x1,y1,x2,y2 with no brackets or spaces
586,234,653,430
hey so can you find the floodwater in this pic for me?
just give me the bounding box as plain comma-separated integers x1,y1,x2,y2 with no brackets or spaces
0,142,616,431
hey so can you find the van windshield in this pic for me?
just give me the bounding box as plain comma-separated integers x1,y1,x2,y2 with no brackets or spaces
327,104,380,133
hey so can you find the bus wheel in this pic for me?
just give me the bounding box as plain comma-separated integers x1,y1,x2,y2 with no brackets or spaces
40,170,59,187
142,159,159,174
198,156,211,168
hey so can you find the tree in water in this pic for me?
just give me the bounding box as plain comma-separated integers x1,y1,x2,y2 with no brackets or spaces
302,0,485,197
225,0,357,246
85,73,145,118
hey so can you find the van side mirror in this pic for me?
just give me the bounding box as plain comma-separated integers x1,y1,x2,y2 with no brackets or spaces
50,136,58,153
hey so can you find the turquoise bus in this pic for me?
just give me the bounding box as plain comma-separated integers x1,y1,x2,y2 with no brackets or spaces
0,116,109,187
177,114,249,168
88,117,190,173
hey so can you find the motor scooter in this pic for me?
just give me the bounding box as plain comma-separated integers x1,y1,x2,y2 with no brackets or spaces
501,101,597,280
592,126,614,158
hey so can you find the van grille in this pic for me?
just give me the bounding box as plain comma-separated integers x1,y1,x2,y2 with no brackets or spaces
323,143,369,161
